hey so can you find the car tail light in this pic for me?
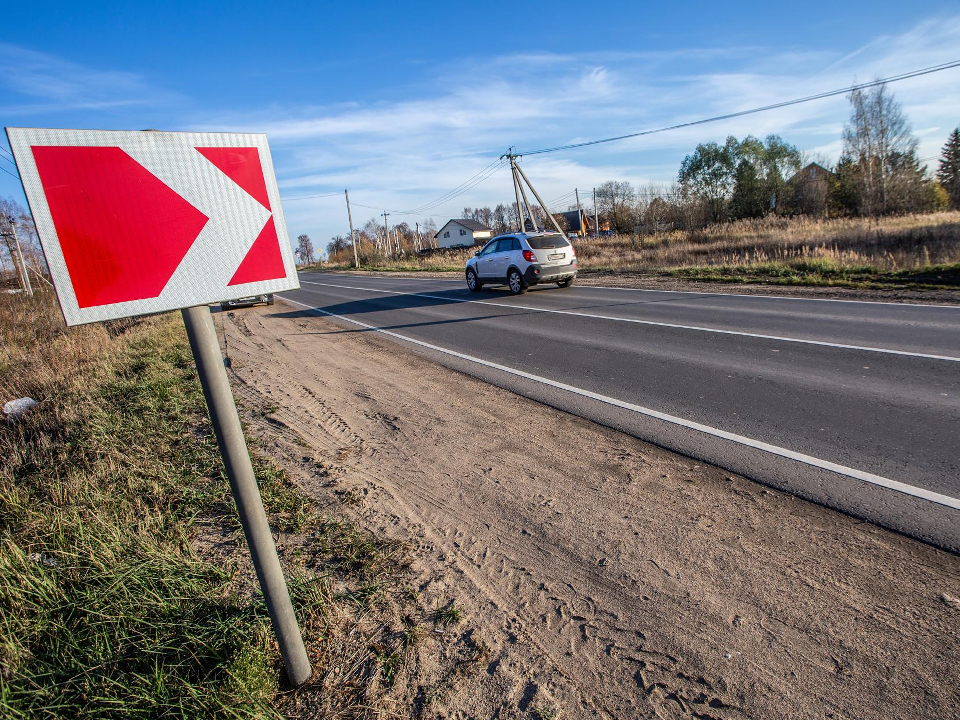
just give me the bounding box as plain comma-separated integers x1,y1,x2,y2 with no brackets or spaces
522,249,537,262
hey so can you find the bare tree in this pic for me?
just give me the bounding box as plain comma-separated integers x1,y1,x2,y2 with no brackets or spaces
595,181,637,233
326,235,349,262
492,204,510,235
842,83,919,215
295,234,315,266
363,217,387,253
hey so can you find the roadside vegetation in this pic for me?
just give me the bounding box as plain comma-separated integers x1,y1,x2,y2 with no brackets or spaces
0,290,440,718
300,85,960,292
314,211,960,290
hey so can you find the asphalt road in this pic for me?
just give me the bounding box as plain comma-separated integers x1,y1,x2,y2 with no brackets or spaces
279,272,960,550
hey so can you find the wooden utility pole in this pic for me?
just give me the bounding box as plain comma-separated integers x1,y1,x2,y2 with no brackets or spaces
2,216,32,296
345,189,358,268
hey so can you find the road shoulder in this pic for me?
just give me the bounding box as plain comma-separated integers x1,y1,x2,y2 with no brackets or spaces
222,303,960,719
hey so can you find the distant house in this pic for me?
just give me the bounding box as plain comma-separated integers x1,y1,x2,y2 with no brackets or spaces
780,163,836,215
555,209,596,237
435,219,494,249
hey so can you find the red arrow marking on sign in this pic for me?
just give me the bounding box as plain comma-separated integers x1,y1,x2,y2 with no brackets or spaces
196,146,286,285
195,147,272,211
31,146,209,308
228,216,286,285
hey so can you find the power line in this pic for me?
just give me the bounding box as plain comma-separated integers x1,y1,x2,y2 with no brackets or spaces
518,59,960,157
0,146,14,161
282,191,344,202
0,165,19,181
393,158,507,215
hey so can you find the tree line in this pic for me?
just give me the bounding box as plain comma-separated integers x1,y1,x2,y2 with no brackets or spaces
305,82,960,261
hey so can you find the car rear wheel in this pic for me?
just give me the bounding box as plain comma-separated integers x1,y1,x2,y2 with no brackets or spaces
466,269,482,292
508,269,527,295
557,277,575,288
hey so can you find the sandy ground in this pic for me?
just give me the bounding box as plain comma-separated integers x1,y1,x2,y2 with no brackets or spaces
318,268,960,305
218,303,960,720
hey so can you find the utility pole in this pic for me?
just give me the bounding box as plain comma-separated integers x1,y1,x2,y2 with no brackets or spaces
381,211,390,257
593,188,599,239
345,189,358,268
516,172,538,232
504,149,528,232
414,222,422,253
513,163,567,238
2,216,32,296
575,188,583,237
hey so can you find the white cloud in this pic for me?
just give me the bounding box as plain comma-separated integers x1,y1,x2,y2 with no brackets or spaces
0,43,180,116
3,16,958,248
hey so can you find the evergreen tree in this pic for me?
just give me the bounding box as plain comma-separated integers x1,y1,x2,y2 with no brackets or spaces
828,156,860,215
937,127,960,209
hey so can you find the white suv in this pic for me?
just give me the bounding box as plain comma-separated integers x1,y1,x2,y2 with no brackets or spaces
465,232,577,295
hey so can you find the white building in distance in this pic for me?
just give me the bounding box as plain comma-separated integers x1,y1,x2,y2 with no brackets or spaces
435,219,494,249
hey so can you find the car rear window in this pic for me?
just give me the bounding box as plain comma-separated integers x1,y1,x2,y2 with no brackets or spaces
526,234,570,249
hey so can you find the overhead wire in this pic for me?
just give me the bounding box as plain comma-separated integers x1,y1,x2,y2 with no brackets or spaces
393,158,507,215
282,191,344,202
517,59,960,156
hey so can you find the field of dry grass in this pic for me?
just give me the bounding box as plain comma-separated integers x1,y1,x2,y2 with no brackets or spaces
0,291,446,718
319,211,960,289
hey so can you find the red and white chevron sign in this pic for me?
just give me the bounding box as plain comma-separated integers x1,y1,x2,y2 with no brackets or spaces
6,128,299,325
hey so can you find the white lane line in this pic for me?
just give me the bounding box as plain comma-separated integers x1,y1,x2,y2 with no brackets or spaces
308,272,960,309
299,280,960,362
280,295,960,511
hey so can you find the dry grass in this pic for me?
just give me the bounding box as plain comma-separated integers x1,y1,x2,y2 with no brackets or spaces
317,212,960,289
0,290,453,718
575,212,960,276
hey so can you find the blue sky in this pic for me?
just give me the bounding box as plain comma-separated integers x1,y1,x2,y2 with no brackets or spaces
2,2,959,251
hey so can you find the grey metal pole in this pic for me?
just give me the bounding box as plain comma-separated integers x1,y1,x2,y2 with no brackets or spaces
593,188,599,238
514,163,568,238
510,158,527,232
514,165,538,232
8,217,32,297
345,189,358,269
381,212,390,257
180,305,312,687
575,188,583,236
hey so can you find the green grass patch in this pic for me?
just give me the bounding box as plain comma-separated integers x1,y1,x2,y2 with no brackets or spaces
660,262,960,290
0,297,433,718
0,315,333,719
315,263,465,274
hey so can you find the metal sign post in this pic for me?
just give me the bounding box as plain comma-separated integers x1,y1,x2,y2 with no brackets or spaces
182,304,311,686
7,127,311,686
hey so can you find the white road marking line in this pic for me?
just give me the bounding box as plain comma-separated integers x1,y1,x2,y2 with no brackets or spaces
310,272,960,309
280,296,960,511
298,280,960,362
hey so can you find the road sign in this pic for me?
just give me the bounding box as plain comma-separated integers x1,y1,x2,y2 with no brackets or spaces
5,127,312,686
5,128,299,325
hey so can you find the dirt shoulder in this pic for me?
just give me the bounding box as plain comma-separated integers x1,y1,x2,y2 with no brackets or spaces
222,303,960,720
313,268,960,304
